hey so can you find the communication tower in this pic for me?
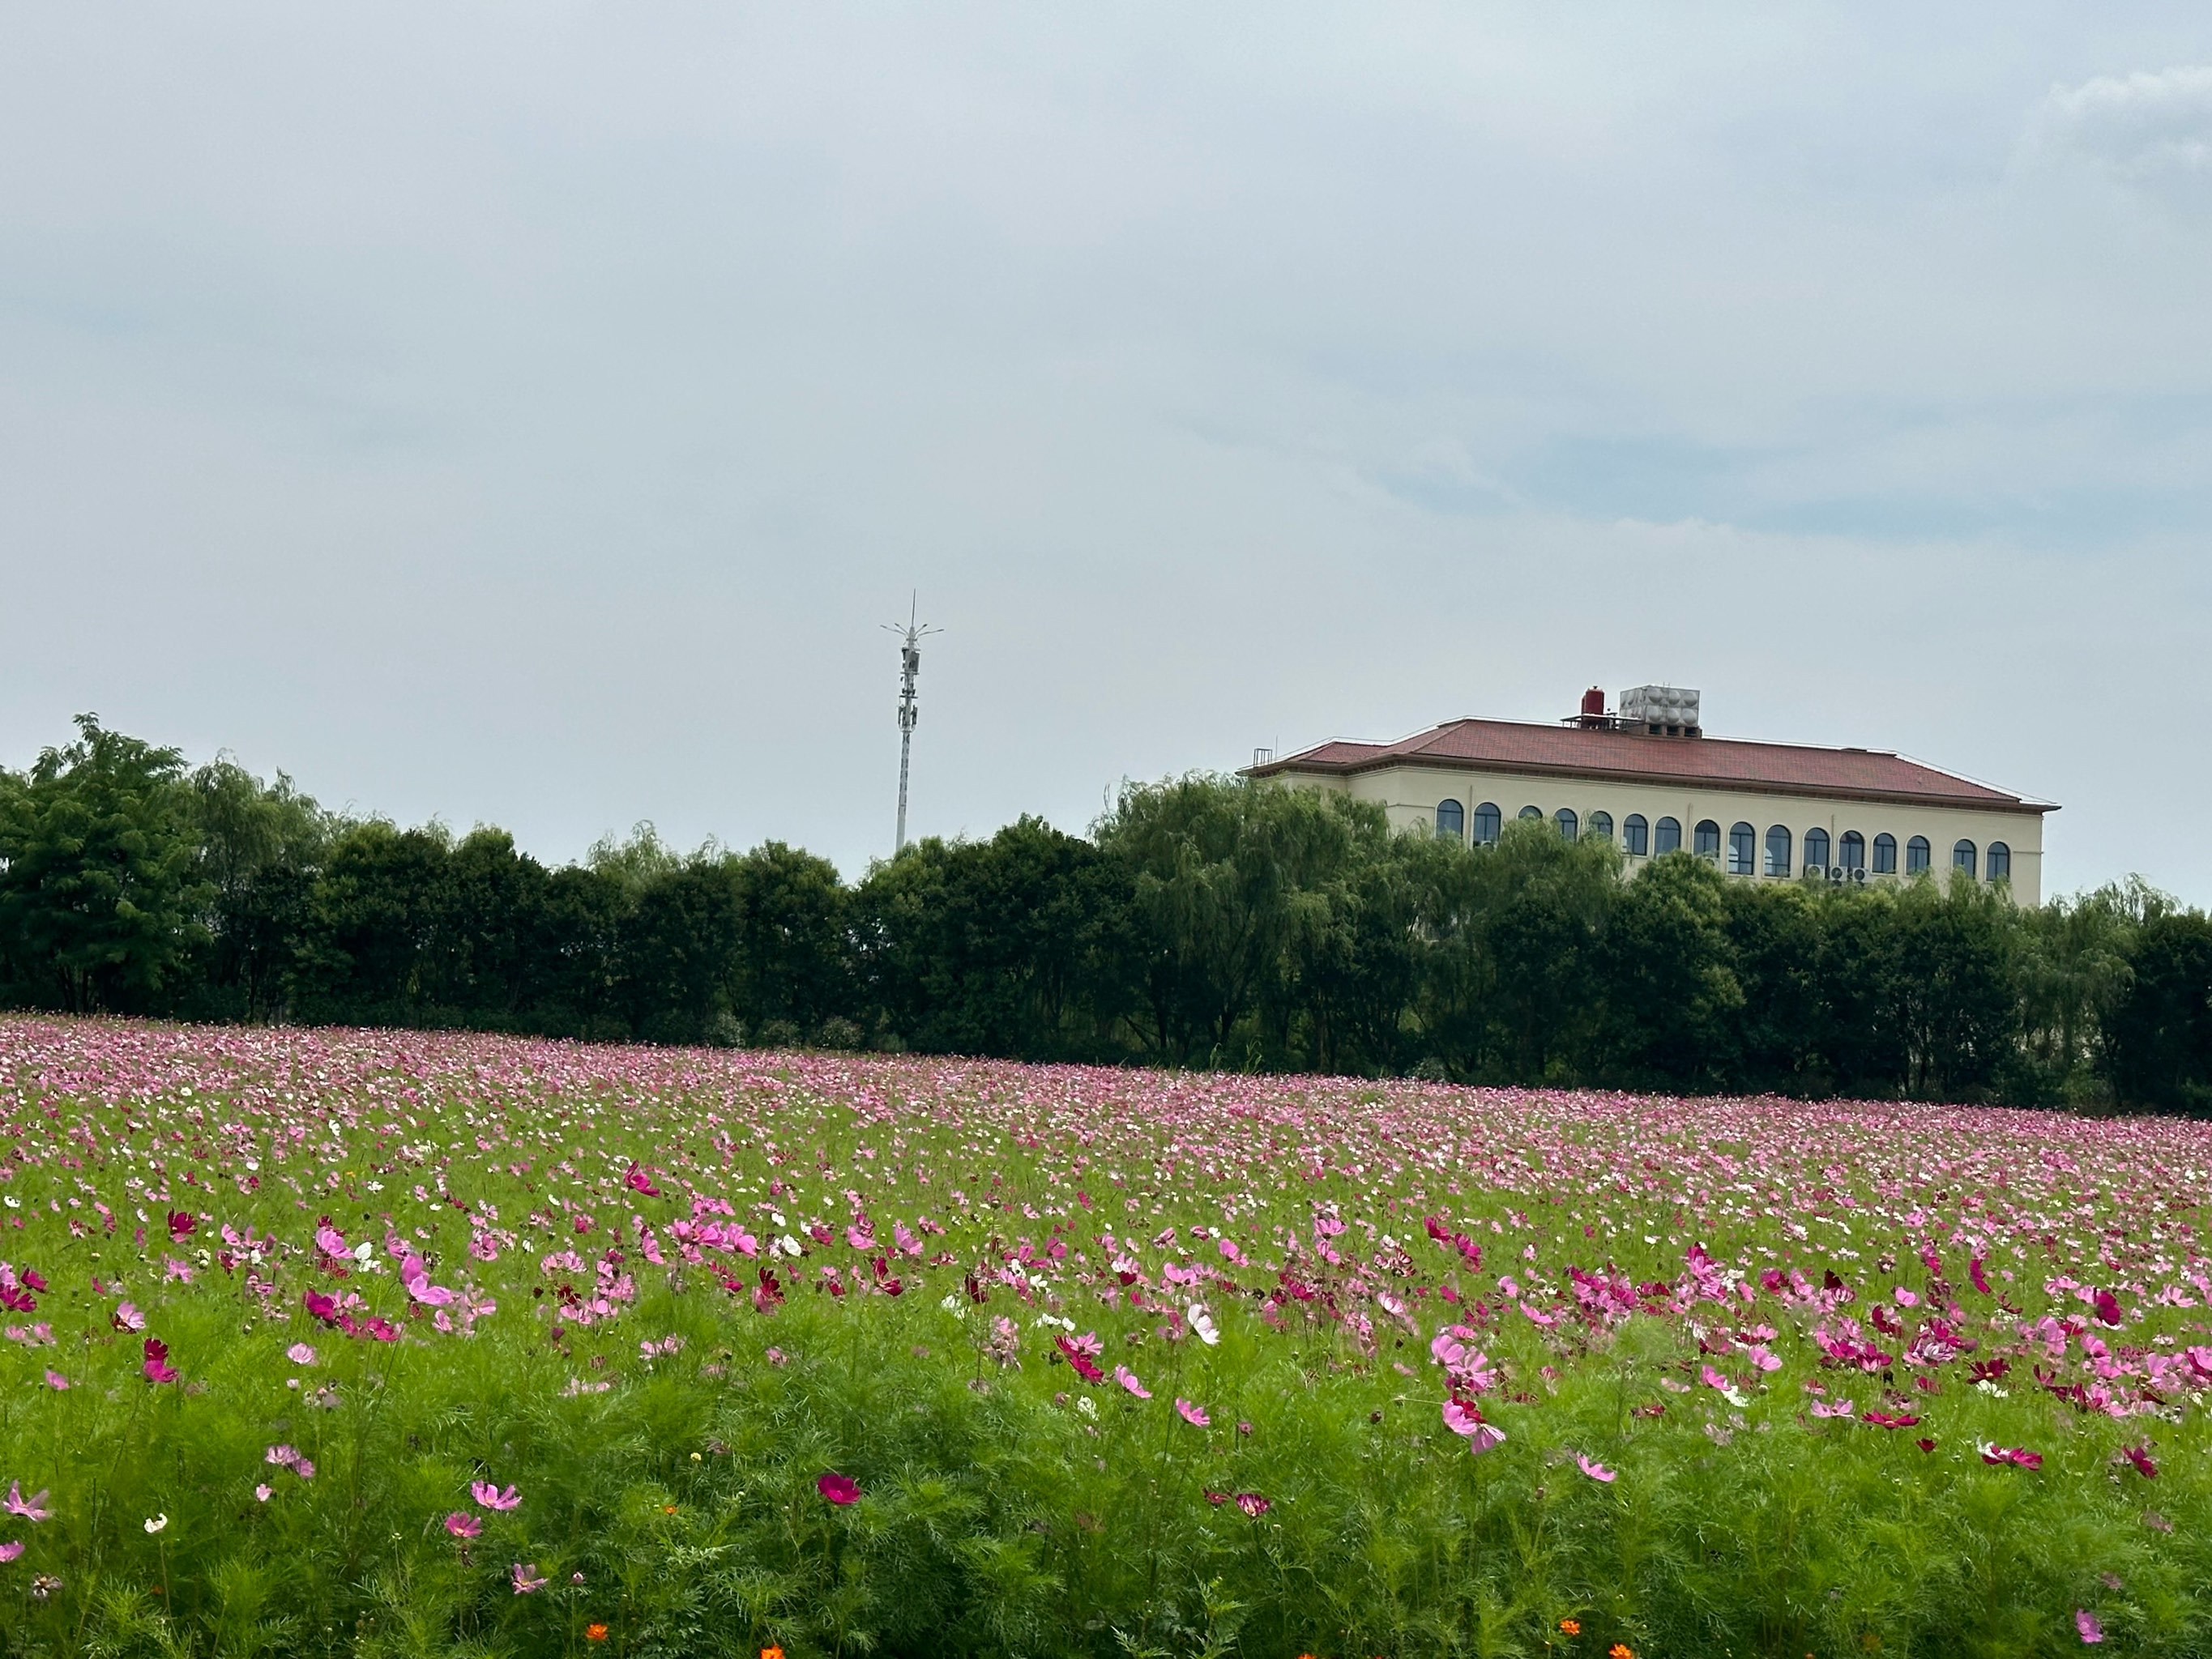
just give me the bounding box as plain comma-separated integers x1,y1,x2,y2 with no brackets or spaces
884,596,941,855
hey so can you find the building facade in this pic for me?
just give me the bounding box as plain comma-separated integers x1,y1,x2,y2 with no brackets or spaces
1248,687,2056,904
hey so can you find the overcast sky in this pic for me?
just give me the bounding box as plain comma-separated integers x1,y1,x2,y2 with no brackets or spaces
3,6,2210,898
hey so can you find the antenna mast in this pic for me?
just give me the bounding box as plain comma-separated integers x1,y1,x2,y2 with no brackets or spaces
884,595,942,855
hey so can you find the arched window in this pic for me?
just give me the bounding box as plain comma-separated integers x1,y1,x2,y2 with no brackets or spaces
1907,835,1931,874
1840,830,1865,871
1988,841,2012,882
1623,814,1649,855
1873,833,1897,874
1518,805,1543,821
1693,819,1721,859
1765,825,1791,877
1727,822,1755,875
1588,811,1614,842
1804,827,1830,872
1655,817,1682,855
1556,808,1578,841
1472,803,1501,846
1953,839,1977,878
1435,800,1464,840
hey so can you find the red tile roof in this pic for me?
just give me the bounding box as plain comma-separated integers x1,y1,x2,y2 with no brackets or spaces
1249,718,2052,814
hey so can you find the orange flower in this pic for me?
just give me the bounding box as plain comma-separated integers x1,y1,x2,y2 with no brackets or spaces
585,1626,609,1643
762,1648,786,1659
662,1503,678,1515
1560,1618,1582,1635
1609,1645,1635,1659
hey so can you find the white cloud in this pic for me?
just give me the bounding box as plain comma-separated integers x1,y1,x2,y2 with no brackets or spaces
2029,64,2212,181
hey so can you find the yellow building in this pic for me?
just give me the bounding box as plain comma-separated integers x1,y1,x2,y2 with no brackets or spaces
1247,685,2056,904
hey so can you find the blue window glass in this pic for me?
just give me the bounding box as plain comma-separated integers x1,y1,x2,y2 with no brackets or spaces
1588,811,1614,842
1988,842,2011,882
1840,830,1865,871
1556,808,1578,841
1873,833,1897,873
1472,803,1501,845
1436,799,1464,840
1623,813,1649,855
1954,840,1977,878
1693,819,1720,859
1907,836,1931,874
1655,817,1682,855
1804,827,1830,872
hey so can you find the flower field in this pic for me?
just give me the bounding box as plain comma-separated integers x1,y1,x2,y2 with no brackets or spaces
0,1018,2208,1657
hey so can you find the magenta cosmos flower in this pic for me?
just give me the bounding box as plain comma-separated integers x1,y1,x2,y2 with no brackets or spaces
472,1482,522,1512
1175,1398,1210,1427
142,1337,179,1384
510,1563,548,1594
1575,1454,1617,1483
817,1473,860,1506
444,1512,481,1538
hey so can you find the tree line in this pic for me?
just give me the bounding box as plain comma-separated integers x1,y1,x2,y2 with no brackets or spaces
3,714,2209,1112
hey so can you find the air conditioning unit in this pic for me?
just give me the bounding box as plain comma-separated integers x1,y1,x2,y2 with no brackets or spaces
1827,866,1845,883
1849,867,1868,885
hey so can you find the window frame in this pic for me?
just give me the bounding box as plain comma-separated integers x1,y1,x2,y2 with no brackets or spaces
1588,810,1614,843
1471,802,1502,846
1839,830,1865,872
1655,817,1683,855
1804,827,1831,873
1623,813,1649,856
1953,839,1978,879
1873,833,1897,874
1435,799,1465,841
1727,821,1756,875
1907,835,1931,874
1555,808,1578,842
1764,824,1792,878
1988,841,2011,883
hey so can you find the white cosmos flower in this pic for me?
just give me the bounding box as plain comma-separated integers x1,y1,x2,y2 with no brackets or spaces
1188,1303,1219,1346
143,1514,168,1533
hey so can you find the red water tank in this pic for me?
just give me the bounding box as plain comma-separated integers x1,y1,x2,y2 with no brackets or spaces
1580,686,1606,718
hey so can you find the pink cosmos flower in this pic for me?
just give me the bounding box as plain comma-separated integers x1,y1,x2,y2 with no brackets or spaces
1465,1421,1507,1453
817,1472,860,1506
1969,1255,1992,1295
286,1343,317,1366
294,1460,315,1482
142,1337,179,1384
254,1485,273,1503
2077,1609,2104,1644
445,1512,482,1538
3,1483,50,1523
1979,1444,2043,1470
1576,1454,1617,1483
1233,1492,1270,1517
266,1445,301,1469
1112,1364,1151,1400
42,1371,66,1391
112,1301,145,1333
510,1562,548,1594
2120,1444,2158,1479
0,1541,21,1562
399,1256,456,1307
472,1482,522,1511
1176,1398,1210,1427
